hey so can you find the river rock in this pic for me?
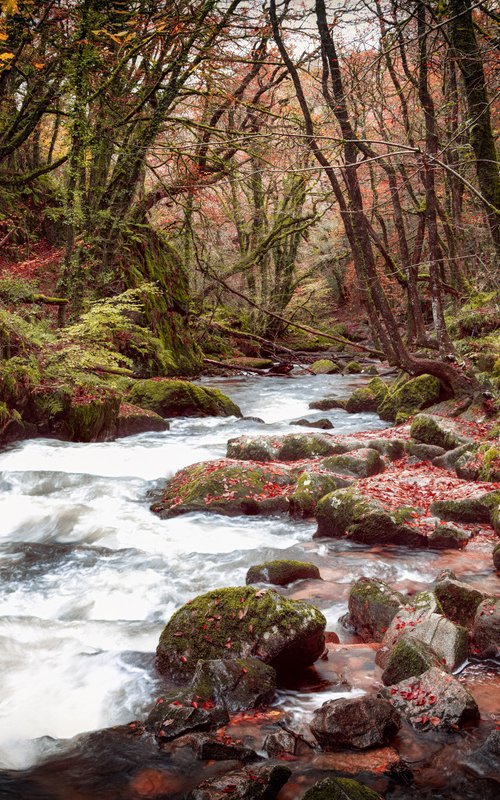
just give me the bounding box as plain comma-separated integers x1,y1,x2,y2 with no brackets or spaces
315,489,428,547
434,576,488,628
430,490,499,526
289,471,352,517
310,359,341,374
263,729,296,757
427,522,470,549
344,361,363,373
291,417,334,429
188,764,292,800
309,397,348,410
246,559,320,586
151,459,294,518
461,730,500,779
388,612,467,672
116,403,170,437
432,442,474,471
128,378,242,418
405,441,446,461
320,448,384,478
493,542,500,572
381,634,444,686
226,433,344,462
410,414,473,451
347,577,404,642
455,444,500,482
191,658,276,713
378,374,441,422
382,667,479,730
360,437,406,461
148,692,229,741
345,377,388,413
310,696,401,750
187,733,262,763
375,591,444,667
302,777,383,800
155,586,326,683
472,598,500,658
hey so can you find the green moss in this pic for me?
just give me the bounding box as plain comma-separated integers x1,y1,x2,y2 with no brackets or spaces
309,397,348,410
344,360,362,373
315,488,374,538
320,448,383,478
381,635,441,686
289,471,350,516
346,377,388,413
279,433,343,461
479,445,500,481
128,379,242,418
434,578,487,628
310,359,340,374
410,414,470,450
348,577,404,641
431,492,499,525
378,374,441,422
246,560,320,585
63,392,121,442
302,777,383,800
0,356,40,410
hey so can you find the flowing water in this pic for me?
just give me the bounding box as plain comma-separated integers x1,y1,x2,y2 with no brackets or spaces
0,373,498,798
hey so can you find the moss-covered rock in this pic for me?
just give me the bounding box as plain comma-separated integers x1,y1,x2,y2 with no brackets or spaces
315,489,428,547
302,778,383,800
310,359,341,374
310,696,401,750
289,471,352,517
348,577,404,643
493,542,500,572
227,357,275,369
291,417,334,430
116,403,170,437
427,522,470,549
61,390,121,442
405,441,446,461
345,377,389,413
430,490,500,526
434,577,488,628
155,586,326,683
320,447,384,478
344,361,363,374
455,444,500,482
410,414,472,451
128,379,242,418
381,635,443,686
377,374,441,422
309,397,348,411
472,598,500,658
151,459,294,518
226,433,344,462
246,559,320,586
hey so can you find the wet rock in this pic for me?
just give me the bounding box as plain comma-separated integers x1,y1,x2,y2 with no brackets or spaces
263,729,296,757
302,777,383,800
128,378,242,418
410,414,473,451
405,441,446,460
310,359,341,374
361,438,406,461
378,374,441,422
315,489,428,548
348,577,404,643
396,613,467,671
493,542,500,572
291,417,334,429
472,598,500,658
151,459,294,518
188,733,262,763
227,357,274,369
226,433,344,462
320,448,384,478
455,444,500,482
381,634,444,686
187,764,292,800
116,403,170,437
155,586,326,683
344,361,363,374
430,490,499,526
59,392,121,442
289,471,352,517
191,658,276,713
148,693,229,741
382,667,479,730
345,378,389,413
309,397,348,411
461,730,500,779
246,559,320,586
432,442,474,471
375,591,444,667
434,576,488,628
427,522,470,549
310,696,401,750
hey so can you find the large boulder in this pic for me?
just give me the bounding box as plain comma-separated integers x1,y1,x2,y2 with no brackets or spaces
151,459,294,518
302,777,383,800
345,378,389,413
291,417,334,429
155,586,326,683
116,403,170,437
289,471,352,517
430,490,499,527
347,578,404,643
455,444,500,482
310,696,401,750
310,359,341,374
375,591,443,667
472,598,500,658
410,414,473,451
377,374,441,422
427,522,470,549
246,559,320,586
319,448,384,478
434,576,489,628
227,433,344,462
379,612,468,672
381,635,444,686
128,379,242,418
315,489,428,548
382,667,479,730
188,764,292,800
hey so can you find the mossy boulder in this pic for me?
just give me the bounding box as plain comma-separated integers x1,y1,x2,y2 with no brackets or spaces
378,374,441,422
430,490,500,527
432,443,474,471
128,379,242,418
291,417,334,430
246,559,320,586
320,447,384,478
427,523,470,549
375,591,442,668
310,359,341,374
310,696,401,750
146,687,229,740
345,377,389,413
455,444,500,482
386,613,468,672
151,459,294,518
315,489,428,547
406,441,446,461
155,586,326,683
472,598,500,658
302,778,383,800
410,414,473,451
493,542,500,572
309,397,348,411
348,578,404,642
116,403,170,437
381,635,444,686
61,391,121,442
227,433,343,462
227,357,275,369
434,577,488,628
289,471,352,517
344,361,363,374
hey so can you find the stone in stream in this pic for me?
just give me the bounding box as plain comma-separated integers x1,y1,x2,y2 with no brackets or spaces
375,591,442,666
115,402,170,437
128,378,242,418
347,577,404,643
184,732,262,763
410,413,473,451
302,777,383,800
434,576,489,628
377,374,441,422
226,432,345,462
155,586,326,683
319,447,384,478
381,634,445,686
187,764,292,800
291,417,334,429
427,522,470,549
310,359,341,374
471,598,500,658
379,612,468,672
430,489,499,528
493,542,500,572
461,730,500,779
381,667,479,730
263,729,296,757
289,471,353,517
309,397,348,410
246,559,321,586
345,377,389,413
310,696,401,750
